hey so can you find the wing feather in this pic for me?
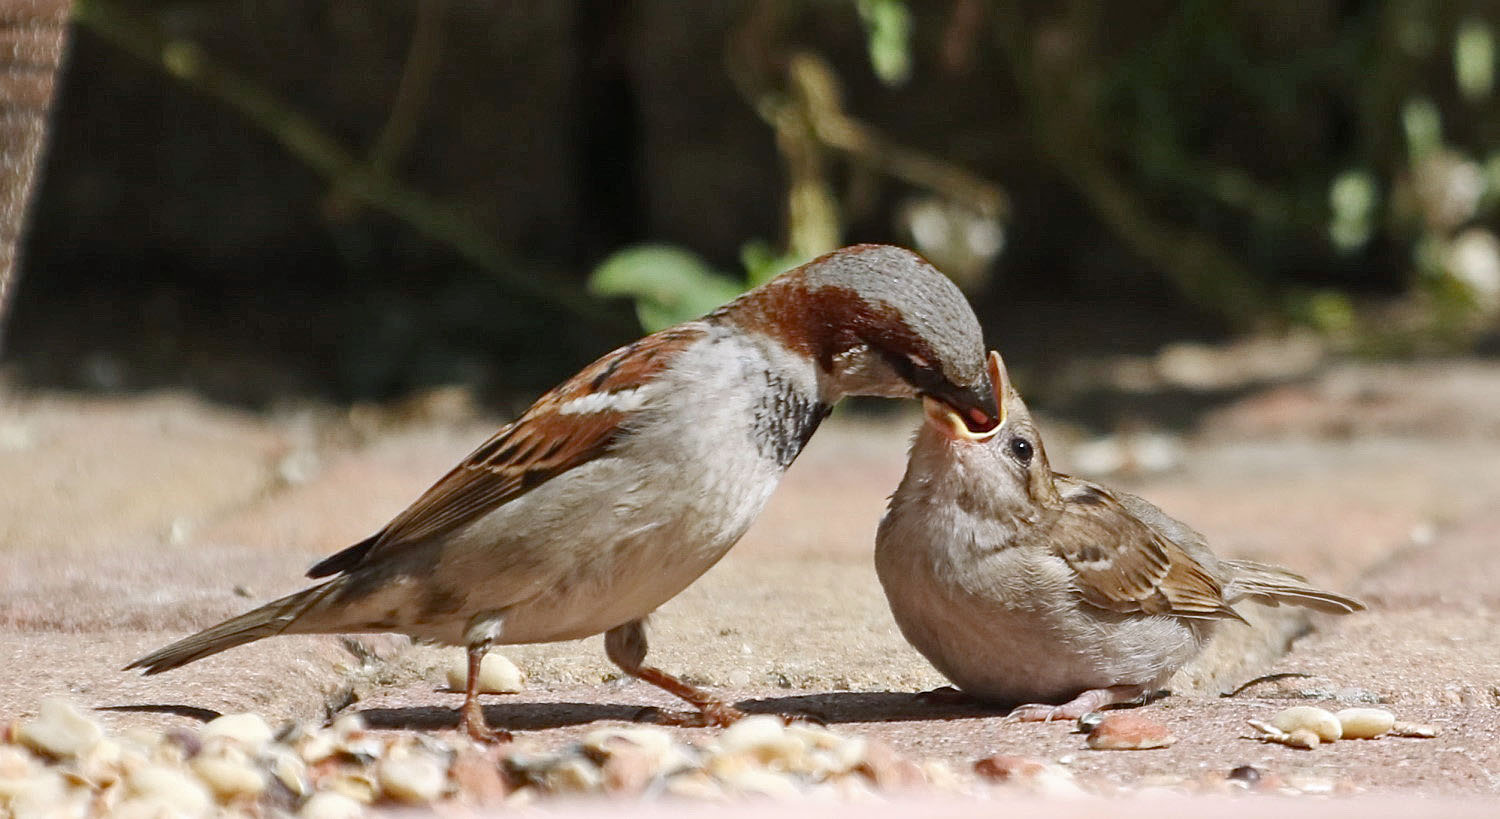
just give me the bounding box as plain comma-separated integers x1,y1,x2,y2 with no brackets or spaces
1052,476,1244,622
307,324,709,578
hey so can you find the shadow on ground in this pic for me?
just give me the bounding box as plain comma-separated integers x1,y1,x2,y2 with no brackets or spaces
353,690,1010,734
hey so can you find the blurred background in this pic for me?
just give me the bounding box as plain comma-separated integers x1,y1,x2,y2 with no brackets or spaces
5,0,1500,428
6,2,1500,775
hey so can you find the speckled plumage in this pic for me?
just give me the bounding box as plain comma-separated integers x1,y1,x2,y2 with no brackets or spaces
130,244,994,740
876,352,1364,719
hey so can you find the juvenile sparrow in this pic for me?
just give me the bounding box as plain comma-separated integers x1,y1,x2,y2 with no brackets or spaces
876,351,1363,721
129,244,997,741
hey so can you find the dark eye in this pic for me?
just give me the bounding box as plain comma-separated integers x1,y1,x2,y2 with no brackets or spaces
1008,436,1033,465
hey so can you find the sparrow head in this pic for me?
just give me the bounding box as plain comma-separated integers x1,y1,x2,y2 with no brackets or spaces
916,350,1059,514
722,244,996,431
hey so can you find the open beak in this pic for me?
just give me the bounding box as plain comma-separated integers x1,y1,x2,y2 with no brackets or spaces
921,378,998,434
922,351,1007,441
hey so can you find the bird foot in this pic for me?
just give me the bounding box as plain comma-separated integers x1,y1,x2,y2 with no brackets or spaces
460,700,512,744
462,722,514,744
634,700,747,728
1004,685,1150,723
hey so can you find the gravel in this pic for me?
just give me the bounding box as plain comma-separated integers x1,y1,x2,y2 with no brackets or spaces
1,696,1450,816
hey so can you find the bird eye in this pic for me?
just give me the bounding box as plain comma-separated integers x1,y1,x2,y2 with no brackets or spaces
1008,436,1033,465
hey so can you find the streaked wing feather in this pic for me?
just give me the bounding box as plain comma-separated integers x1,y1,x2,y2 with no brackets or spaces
312,324,708,577
1054,477,1241,622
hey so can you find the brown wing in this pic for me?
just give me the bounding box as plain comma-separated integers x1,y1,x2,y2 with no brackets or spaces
1052,477,1244,622
307,324,709,578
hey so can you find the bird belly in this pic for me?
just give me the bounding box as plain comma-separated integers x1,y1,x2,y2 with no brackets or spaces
403,400,786,645
914,602,1205,703
326,332,815,648
878,541,1207,703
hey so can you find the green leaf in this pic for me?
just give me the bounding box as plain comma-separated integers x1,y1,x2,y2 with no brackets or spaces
1402,97,1443,160
856,0,912,87
1456,18,1495,101
739,239,805,287
588,244,746,332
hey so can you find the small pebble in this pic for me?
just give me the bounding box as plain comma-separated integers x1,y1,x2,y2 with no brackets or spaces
449,748,509,804
0,744,37,783
600,747,658,794
1075,711,1106,733
1390,721,1439,738
716,715,800,762
723,767,802,798
325,771,378,803
1085,713,1176,750
664,771,726,801
192,749,268,800
163,726,203,758
445,651,524,694
973,754,1046,782
332,713,367,738
582,725,684,770
16,698,103,760
855,739,927,789
1028,765,1086,797
2,769,63,816
1271,706,1342,742
919,760,963,792
297,730,339,764
202,713,275,750
1288,774,1336,794
1226,764,1262,785
1285,729,1321,750
299,790,367,819
267,747,310,797
543,756,604,793
378,751,448,803
0,695,1010,811
1336,707,1395,739
125,763,212,814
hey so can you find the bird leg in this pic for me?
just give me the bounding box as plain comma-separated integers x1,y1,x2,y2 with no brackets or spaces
605,619,746,728
457,613,513,743
1005,684,1150,723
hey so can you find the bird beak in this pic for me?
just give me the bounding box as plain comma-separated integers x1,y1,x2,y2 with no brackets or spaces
921,378,999,434
922,395,1002,441
921,350,1008,441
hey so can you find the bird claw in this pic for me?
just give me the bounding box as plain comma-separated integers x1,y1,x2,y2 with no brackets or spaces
1004,703,1072,723
633,702,747,728
460,717,513,744
1004,686,1150,723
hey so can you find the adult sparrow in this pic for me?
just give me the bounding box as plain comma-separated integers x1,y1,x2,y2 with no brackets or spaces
876,351,1363,721
130,244,997,741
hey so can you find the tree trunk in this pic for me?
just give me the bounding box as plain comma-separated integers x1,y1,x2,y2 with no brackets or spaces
0,0,69,354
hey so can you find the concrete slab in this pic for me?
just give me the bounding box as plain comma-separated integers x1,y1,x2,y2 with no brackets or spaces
3,361,1499,800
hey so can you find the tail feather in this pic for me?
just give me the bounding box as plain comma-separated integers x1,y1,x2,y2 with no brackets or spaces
126,581,340,675
1224,560,1365,615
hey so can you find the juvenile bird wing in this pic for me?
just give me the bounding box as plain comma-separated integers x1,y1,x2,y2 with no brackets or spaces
1050,476,1245,622
307,324,709,578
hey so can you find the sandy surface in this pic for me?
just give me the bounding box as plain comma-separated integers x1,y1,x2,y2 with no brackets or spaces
2,359,1499,801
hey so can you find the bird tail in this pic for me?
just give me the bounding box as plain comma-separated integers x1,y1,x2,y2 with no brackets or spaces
125,581,341,674
1223,560,1365,615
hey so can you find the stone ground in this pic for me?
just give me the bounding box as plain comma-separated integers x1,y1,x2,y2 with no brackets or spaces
3,359,1500,808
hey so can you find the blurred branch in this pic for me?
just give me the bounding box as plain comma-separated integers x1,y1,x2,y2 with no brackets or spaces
792,54,1009,218
327,0,448,218
368,0,445,175
991,0,1276,328
73,0,624,331
728,4,1007,258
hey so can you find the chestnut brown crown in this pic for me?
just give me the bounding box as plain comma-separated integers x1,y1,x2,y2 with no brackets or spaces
720,244,996,428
